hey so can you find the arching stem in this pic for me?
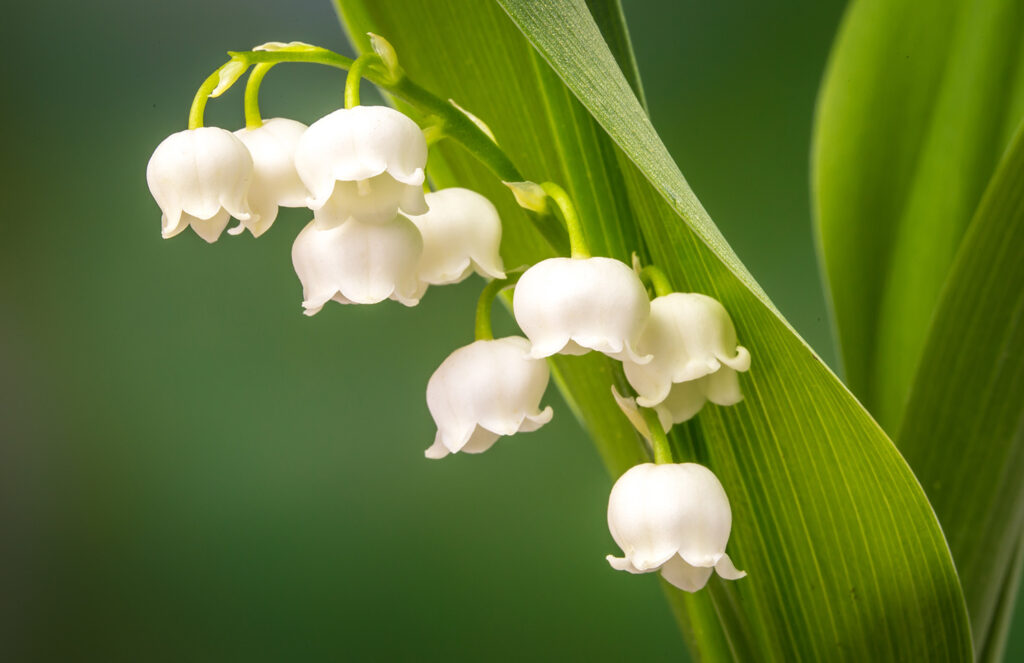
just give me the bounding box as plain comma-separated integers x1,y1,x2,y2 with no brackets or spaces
640,264,675,298
244,63,275,129
640,407,675,464
474,274,522,341
188,63,233,130
345,52,383,109
541,182,590,259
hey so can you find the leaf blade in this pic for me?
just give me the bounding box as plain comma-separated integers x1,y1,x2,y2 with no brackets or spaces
812,0,1024,431
898,122,1024,657
335,0,973,659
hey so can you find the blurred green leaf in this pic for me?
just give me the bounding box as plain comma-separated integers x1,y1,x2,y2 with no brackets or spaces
335,0,972,659
812,0,1024,433
898,122,1024,658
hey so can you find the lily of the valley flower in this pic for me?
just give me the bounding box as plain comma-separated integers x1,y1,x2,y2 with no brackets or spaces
294,105,428,225
291,216,424,314
512,257,651,362
607,462,745,592
146,127,255,243
232,117,309,237
405,188,506,285
425,336,552,459
623,293,750,408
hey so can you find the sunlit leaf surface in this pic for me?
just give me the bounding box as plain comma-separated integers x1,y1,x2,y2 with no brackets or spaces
335,1,973,659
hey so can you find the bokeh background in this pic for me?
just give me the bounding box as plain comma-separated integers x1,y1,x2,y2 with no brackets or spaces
1,0,1019,660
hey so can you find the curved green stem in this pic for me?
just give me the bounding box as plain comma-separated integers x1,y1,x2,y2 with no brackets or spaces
345,52,383,108
193,45,563,252
540,182,589,258
640,406,674,464
223,48,522,182
188,64,231,130
640,265,674,298
244,63,275,129
474,274,521,341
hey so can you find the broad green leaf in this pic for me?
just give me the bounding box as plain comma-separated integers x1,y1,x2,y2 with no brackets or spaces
812,0,1024,433
898,122,1024,658
334,1,972,659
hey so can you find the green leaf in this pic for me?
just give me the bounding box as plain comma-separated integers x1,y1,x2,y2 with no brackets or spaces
898,122,1024,658
812,0,1024,433
334,0,972,659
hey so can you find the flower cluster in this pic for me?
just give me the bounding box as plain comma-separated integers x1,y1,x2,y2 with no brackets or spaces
147,105,505,313
148,41,749,596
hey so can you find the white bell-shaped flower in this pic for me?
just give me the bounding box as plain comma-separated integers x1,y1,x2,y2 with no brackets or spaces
146,127,255,243
291,216,424,315
512,257,651,362
607,462,746,592
405,188,506,285
232,117,309,237
425,336,553,459
623,293,750,408
294,105,428,226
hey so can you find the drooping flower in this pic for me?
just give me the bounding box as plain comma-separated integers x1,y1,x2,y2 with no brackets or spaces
291,216,424,314
612,369,744,437
294,105,428,225
146,127,255,242
622,293,750,408
232,117,309,237
404,188,506,285
425,336,552,459
512,257,651,362
606,462,745,592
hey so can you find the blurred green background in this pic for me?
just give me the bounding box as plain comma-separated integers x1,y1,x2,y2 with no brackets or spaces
1,0,1019,660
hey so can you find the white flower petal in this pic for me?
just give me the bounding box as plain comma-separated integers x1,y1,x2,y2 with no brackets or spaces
702,366,744,407
291,215,423,315
294,106,426,215
655,380,707,429
425,336,551,459
714,553,746,580
424,432,452,460
606,555,645,574
187,210,232,244
513,257,651,362
460,427,502,454
406,188,506,285
659,555,715,592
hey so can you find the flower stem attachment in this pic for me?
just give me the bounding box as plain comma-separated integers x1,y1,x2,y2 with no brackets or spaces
345,52,383,109
640,406,675,464
475,274,522,341
540,182,589,259
640,264,675,298
243,63,275,129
